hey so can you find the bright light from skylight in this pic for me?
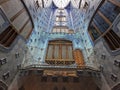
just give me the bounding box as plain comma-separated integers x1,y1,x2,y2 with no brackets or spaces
53,0,71,8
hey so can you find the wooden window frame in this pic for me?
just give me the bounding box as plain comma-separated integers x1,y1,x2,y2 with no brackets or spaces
0,8,18,48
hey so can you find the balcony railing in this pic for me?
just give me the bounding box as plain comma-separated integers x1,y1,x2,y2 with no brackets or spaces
21,46,100,71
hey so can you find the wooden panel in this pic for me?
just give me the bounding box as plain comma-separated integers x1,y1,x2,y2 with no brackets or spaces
66,45,68,59
73,49,85,66
54,45,59,59
104,36,116,50
68,46,73,60
62,45,66,59
47,45,53,59
103,30,120,50
59,44,62,59
52,45,55,58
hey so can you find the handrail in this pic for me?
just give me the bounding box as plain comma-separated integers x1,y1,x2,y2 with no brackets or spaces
21,45,100,72
21,63,100,72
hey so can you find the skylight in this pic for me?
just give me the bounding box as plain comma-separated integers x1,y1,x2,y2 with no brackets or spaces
53,0,71,8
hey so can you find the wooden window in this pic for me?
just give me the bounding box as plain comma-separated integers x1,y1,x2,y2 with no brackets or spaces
0,26,18,47
88,0,120,51
52,27,72,34
45,40,74,65
88,25,100,41
104,30,120,50
73,49,85,67
0,8,18,48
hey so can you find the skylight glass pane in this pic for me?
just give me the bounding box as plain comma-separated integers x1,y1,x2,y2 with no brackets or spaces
53,0,71,8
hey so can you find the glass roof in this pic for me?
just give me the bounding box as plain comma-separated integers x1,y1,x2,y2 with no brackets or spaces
39,0,82,8
53,0,71,8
